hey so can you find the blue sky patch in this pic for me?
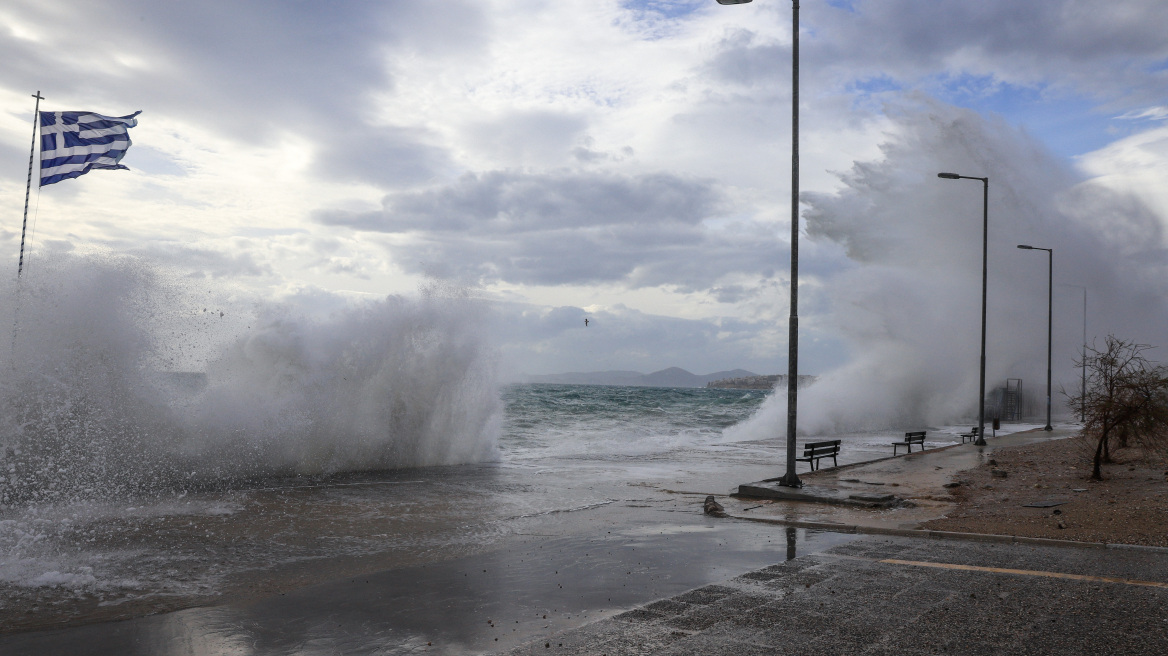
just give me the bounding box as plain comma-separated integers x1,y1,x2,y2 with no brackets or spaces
929,74,1119,158
825,0,859,12
621,0,706,20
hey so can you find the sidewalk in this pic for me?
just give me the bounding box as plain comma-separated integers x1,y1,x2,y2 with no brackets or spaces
498,427,1168,655
500,530,1168,655
729,427,1079,531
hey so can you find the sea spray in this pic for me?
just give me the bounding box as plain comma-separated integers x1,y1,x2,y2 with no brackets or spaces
0,256,501,507
726,99,1168,439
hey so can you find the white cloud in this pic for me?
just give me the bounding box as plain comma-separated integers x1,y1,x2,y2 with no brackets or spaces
0,0,1165,376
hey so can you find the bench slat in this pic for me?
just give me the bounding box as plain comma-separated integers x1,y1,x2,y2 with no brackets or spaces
796,440,840,472
802,445,839,456
892,431,927,455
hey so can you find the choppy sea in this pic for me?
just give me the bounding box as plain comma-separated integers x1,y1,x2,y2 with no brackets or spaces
0,376,1053,655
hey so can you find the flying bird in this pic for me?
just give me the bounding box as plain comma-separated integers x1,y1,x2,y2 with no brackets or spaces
584,318,589,327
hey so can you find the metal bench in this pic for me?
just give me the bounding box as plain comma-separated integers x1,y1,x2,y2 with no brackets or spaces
891,431,926,455
795,439,841,471
959,427,979,443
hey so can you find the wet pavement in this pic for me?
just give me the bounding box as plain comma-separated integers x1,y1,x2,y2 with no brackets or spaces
728,427,1079,530
503,533,1168,655
0,505,859,655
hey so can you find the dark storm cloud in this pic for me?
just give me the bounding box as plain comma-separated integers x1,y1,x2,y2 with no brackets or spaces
708,0,1168,104
316,170,786,288
0,0,481,186
371,170,720,232
317,128,452,188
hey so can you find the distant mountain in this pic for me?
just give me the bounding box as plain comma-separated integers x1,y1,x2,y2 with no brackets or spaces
522,367,759,388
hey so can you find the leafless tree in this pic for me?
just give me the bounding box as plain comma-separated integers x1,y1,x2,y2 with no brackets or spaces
1064,336,1168,480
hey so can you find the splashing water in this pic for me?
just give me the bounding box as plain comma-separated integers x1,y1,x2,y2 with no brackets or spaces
728,99,1168,439
0,256,501,507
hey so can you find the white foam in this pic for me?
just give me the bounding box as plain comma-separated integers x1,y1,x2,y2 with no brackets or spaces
0,256,502,507
727,101,1168,439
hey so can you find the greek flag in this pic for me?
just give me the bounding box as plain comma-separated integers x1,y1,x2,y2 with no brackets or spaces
39,110,141,187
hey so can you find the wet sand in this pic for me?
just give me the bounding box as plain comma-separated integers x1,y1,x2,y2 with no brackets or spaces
921,435,1168,546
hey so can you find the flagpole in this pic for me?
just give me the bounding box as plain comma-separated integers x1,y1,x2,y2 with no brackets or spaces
19,91,44,278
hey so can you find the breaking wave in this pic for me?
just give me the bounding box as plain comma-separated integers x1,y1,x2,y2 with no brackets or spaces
0,256,501,506
727,99,1168,439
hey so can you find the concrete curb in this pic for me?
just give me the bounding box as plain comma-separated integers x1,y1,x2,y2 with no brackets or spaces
726,514,1168,554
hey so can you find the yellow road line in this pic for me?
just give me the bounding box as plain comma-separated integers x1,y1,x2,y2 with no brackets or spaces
879,559,1168,589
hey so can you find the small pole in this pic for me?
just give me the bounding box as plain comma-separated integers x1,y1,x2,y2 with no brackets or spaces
19,91,44,278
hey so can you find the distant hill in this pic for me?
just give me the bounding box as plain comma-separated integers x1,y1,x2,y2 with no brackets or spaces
522,367,759,388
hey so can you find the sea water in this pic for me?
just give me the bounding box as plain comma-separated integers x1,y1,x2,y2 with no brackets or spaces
0,256,1039,626
0,379,1009,612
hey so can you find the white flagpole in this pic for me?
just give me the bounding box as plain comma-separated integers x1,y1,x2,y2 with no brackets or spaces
19,91,44,278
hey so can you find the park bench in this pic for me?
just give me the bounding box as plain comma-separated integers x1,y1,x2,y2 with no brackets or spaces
891,431,927,455
795,439,841,471
959,427,979,443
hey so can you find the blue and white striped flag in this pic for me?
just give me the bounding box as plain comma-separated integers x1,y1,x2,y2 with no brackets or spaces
39,110,141,187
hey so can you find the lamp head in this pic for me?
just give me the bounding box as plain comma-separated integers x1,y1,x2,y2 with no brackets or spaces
1017,244,1034,250
937,172,961,179
716,0,753,4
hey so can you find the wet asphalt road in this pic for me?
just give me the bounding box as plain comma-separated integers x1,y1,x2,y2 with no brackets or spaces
504,533,1168,656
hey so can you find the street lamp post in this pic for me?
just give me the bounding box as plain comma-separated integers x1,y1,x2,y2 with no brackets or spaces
1018,245,1054,431
937,172,989,446
716,0,801,486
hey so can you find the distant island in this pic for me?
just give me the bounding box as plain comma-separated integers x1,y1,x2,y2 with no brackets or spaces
519,368,817,390
704,374,818,390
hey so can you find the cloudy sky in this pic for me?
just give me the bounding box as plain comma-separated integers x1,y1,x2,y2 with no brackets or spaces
2,0,1167,379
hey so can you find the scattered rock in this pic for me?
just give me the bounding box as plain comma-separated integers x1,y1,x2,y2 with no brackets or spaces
1053,509,1062,515
943,482,961,488
1057,521,1066,529
703,495,726,517
991,469,1008,479
988,459,997,466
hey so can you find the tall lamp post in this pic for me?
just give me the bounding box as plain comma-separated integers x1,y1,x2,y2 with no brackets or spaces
716,0,802,486
937,172,989,446
1017,245,1054,431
